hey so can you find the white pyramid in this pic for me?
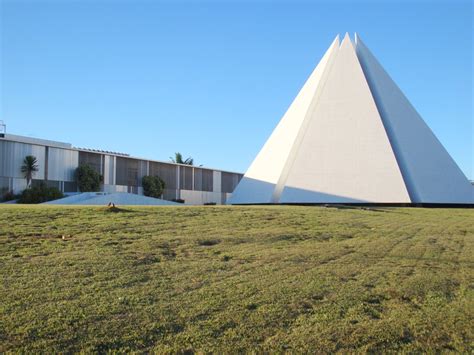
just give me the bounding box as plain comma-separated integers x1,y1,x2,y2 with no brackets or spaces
230,33,473,205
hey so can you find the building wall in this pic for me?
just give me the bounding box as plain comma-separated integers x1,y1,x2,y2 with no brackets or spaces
0,135,243,204
0,176,9,195
0,140,47,193
194,168,213,192
103,155,115,185
48,147,78,182
180,189,229,205
0,140,46,180
221,171,241,193
79,151,102,174
150,161,177,190
213,171,221,193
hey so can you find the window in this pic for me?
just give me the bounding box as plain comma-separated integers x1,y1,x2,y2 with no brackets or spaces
78,152,102,174
149,162,177,189
116,157,139,187
221,172,239,193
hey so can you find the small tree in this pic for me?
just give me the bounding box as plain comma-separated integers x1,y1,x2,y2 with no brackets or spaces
76,164,101,192
21,155,39,187
142,175,165,198
170,152,193,165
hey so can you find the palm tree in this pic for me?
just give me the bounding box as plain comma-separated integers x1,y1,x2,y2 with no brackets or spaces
170,152,194,165
21,155,39,187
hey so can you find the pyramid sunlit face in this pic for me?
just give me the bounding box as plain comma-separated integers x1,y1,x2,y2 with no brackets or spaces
230,34,473,205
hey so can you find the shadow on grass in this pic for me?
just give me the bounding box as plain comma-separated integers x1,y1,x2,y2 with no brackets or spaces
324,205,399,213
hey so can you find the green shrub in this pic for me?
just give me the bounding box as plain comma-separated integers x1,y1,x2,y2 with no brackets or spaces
18,183,63,204
76,164,101,192
142,175,165,198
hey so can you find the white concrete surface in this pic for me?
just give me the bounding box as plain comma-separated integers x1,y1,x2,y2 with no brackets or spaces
355,34,473,204
45,192,107,204
280,34,409,203
230,33,472,204
229,36,340,204
180,189,223,205
44,192,180,205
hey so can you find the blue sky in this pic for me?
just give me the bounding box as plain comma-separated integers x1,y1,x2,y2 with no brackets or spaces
1,0,472,178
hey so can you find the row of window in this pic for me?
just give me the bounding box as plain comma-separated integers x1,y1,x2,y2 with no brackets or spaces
0,141,243,194
79,152,242,193
31,179,78,193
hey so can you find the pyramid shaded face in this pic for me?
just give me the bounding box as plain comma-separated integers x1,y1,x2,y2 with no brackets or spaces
354,35,473,204
230,34,473,205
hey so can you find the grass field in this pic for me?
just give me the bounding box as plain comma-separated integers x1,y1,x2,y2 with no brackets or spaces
0,205,473,353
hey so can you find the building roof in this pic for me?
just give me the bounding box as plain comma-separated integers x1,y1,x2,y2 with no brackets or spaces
1,133,243,175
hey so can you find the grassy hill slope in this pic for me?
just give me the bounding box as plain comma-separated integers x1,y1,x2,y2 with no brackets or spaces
0,205,473,352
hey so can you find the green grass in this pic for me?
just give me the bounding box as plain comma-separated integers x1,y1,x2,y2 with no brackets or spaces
0,205,473,353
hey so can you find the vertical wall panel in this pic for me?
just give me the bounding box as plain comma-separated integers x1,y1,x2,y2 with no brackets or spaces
213,171,221,193
0,141,45,179
221,172,233,193
78,152,102,174
162,188,177,200
103,155,115,185
64,181,78,193
221,172,242,193
150,162,177,189
12,177,27,193
178,166,192,190
116,157,139,187
180,166,192,190
47,147,79,181
194,168,203,191
138,160,147,187
202,169,213,192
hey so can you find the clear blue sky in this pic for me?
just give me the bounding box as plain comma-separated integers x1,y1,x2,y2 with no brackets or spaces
1,0,472,178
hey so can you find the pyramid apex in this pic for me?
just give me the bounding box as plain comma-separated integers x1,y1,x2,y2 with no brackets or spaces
354,33,366,47
341,32,353,48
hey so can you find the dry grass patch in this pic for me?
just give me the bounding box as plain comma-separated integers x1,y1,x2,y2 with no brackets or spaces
0,205,473,353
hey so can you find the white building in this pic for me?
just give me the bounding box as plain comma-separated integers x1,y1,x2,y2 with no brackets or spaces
230,33,473,205
0,133,243,205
